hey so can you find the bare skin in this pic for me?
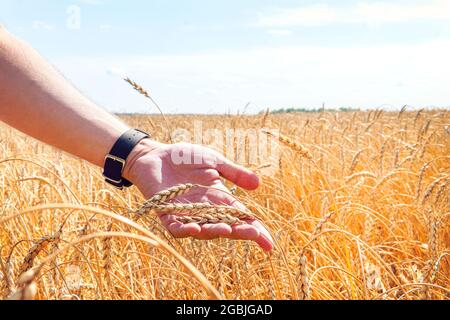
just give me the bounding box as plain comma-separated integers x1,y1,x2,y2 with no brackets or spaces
0,26,274,251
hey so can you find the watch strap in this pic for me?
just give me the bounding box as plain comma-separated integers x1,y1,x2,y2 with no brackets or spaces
103,128,149,189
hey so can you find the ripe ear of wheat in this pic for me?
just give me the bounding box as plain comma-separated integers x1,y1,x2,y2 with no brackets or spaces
136,184,257,225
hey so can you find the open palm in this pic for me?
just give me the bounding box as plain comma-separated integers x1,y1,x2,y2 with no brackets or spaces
125,141,274,251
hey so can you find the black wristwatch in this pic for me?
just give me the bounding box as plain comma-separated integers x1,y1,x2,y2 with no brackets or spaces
103,128,150,189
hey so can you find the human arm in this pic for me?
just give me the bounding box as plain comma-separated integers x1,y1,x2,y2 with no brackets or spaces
0,26,274,251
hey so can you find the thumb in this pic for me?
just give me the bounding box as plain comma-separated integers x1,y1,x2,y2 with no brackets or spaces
215,154,259,190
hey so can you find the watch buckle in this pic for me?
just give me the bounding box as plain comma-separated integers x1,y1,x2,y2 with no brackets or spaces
103,154,126,185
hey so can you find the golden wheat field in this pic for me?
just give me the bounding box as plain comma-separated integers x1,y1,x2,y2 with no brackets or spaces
0,109,449,300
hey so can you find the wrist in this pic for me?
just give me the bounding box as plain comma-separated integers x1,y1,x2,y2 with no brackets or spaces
121,138,164,183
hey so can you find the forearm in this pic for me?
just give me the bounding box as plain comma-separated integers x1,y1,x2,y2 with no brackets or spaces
0,27,273,250
0,26,129,168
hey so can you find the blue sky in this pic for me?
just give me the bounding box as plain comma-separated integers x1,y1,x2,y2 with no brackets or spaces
1,0,450,113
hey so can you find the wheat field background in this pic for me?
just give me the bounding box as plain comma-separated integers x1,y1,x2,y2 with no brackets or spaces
0,109,448,300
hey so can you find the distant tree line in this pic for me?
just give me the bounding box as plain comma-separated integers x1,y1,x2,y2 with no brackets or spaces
267,107,360,114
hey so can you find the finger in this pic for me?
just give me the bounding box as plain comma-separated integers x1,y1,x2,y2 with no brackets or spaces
222,196,274,251
159,214,201,238
228,223,260,241
249,220,274,252
255,234,274,252
194,223,232,240
168,221,202,238
215,155,259,190
206,186,273,250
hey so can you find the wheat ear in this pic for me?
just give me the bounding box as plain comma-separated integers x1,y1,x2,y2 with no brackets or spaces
137,184,257,225
416,162,430,200
0,253,14,298
422,176,447,204
311,211,336,238
137,183,199,217
297,253,309,300
262,130,313,160
18,233,60,277
349,149,363,174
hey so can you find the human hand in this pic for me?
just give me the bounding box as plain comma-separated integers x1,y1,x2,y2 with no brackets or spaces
123,139,274,251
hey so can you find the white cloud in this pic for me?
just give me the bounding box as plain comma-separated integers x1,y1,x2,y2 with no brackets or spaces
255,1,450,27
268,29,293,36
54,38,450,113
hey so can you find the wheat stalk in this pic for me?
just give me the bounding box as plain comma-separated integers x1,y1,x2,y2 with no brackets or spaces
345,171,377,183
414,108,424,126
260,108,270,127
398,105,408,119
2,110,449,300
124,77,173,143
